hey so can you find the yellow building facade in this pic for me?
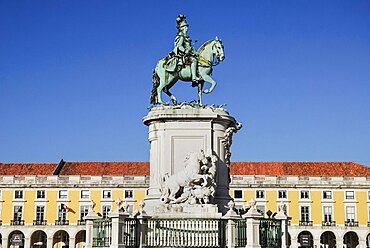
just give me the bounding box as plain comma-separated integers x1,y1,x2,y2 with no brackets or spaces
0,161,369,248
231,174,370,247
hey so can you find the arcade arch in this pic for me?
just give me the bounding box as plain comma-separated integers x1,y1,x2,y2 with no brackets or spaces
320,231,336,248
75,231,86,248
8,231,25,248
53,230,69,248
30,230,47,248
297,231,313,248
343,231,359,248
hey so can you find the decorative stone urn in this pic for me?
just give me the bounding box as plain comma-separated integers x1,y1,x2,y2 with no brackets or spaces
143,105,241,216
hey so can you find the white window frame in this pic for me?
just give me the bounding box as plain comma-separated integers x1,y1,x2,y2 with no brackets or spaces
345,191,355,200
234,190,243,199
102,205,112,218
278,190,287,199
102,190,112,199
14,190,24,199
300,190,310,200
323,205,333,223
80,190,90,200
36,190,46,199
256,190,265,199
124,190,134,199
35,205,45,221
58,190,68,199
79,205,89,220
346,206,356,222
13,205,23,221
57,203,68,221
323,191,332,200
300,205,310,222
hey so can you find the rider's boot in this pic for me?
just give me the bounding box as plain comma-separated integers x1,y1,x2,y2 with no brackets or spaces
191,59,200,83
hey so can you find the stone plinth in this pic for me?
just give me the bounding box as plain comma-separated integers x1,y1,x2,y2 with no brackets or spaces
143,105,241,215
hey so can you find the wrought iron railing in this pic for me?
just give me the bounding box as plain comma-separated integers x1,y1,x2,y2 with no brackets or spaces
123,218,140,248
345,220,359,227
299,220,313,226
93,218,112,248
33,220,47,225
93,237,111,248
235,219,247,247
322,221,336,226
55,220,69,225
259,218,282,248
11,220,24,225
146,218,227,247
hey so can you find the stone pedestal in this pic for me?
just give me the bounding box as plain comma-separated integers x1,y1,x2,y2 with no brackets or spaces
275,207,289,248
109,209,130,248
143,105,241,215
84,211,100,248
244,208,263,248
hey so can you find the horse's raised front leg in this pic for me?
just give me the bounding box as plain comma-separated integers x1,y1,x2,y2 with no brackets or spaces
200,73,217,94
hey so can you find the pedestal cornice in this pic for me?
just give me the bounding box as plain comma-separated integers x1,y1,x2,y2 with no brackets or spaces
143,105,236,125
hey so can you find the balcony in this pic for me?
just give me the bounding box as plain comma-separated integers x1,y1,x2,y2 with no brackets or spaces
55,220,69,225
345,221,359,227
299,221,313,226
78,220,86,225
33,220,47,225
322,221,336,227
11,220,25,225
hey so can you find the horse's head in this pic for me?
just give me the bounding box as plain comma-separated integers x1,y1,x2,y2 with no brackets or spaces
184,151,206,170
213,36,225,61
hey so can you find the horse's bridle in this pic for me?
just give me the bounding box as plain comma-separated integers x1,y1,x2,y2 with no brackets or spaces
198,40,223,67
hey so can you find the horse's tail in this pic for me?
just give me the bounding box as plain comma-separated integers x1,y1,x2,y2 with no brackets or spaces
150,69,160,104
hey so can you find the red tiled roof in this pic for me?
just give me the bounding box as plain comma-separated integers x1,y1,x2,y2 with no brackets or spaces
230,162,370,177
0,161,369,177
59,162,150,176
0,163,58,175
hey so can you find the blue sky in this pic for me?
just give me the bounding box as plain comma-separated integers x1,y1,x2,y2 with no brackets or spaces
0,1,369,164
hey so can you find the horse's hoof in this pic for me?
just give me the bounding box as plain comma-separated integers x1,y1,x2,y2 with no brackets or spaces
203,89,210,94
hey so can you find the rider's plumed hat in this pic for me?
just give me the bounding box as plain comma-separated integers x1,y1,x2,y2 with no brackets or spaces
176,14,189,29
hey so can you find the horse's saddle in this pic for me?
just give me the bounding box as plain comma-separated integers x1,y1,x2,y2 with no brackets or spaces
164,53,189,72
164,56,179,72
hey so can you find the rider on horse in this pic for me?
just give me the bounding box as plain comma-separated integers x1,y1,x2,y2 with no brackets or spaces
151,15,225,105
172,14,200,83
